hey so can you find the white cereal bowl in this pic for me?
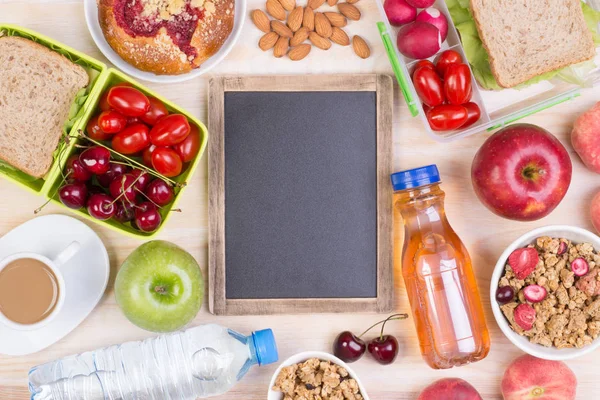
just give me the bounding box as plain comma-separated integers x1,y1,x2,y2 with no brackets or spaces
83,0,245,83
491,225,600,361
267,351,370,400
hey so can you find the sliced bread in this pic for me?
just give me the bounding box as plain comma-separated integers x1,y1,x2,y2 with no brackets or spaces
0,36,89,178
470,0,596,88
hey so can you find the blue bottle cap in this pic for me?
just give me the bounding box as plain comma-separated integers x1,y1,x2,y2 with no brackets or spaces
252,329,279,366
390,164,440,191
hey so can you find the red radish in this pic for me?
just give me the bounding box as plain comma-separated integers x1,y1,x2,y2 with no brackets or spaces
406,0,435,7
416,7,448,41
514,303,535,331
501,355,576,400
417,378,482,400
384,0,416,26
508,247,539,279
570,257,589,276
557,241,568,255
397,22,441,59
523,285,547,303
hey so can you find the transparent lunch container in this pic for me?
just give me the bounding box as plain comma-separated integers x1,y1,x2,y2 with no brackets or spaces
376,0,600,142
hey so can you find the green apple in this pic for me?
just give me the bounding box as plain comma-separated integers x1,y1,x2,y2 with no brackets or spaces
115,240,204,332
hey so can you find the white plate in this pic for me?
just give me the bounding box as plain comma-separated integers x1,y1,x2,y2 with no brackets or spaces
83,0,245,83
0,215,109,356
267,351,371,400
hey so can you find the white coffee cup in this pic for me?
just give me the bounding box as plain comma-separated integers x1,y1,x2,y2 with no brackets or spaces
0,241,80,331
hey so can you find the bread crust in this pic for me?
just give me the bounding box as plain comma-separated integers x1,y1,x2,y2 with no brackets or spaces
470,0,595,88
98,0,234,75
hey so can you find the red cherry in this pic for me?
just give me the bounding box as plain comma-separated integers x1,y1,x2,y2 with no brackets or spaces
79,146,111,175
145,179,174,206
96,162,130,187
114,201,135,223
367,335,399,365
134,201,161,232
333,331,366,363
59,183,88,209
109,174,137,203
87,193,116,220
130,169,151,191
65,155,92,182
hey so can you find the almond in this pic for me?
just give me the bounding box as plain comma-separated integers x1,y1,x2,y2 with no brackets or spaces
290,26,310,46
288,44,312,61
309,31,331,50
266,0,286,20
337,3,361,21
271,20,293,38
330,27,350,46
259,31,279,51
287,6,304,32
251,9,272,33
314,12,333,38
307,0,326,10
273,36,290,58
328,0,339,5
346,0,359,3
278,0,295,11
303,7,315,31
352,35,370,58
324,12,347,27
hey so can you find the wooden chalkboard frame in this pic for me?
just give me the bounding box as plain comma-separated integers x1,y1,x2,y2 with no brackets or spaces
208,75,393,315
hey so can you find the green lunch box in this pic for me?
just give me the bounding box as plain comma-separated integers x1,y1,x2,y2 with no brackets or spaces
0,24,208,239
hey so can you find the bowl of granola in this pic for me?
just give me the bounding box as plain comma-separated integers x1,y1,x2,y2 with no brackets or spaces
267,351,369,400
491,225,600,360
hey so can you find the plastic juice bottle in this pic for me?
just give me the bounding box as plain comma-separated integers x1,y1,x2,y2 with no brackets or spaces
391,165,490,369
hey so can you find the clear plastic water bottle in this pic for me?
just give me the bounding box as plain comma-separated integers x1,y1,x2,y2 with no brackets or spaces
28,324,278,399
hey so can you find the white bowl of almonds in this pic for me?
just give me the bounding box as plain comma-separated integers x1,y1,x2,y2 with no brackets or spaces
267,351,370,400
491,225,600,360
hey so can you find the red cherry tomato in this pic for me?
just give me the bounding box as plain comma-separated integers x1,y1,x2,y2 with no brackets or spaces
98,110,127,134
127,116,141,125
412,60,435,75
412,66,444,107
426,104,469,131
149,114,191,146
141,97,169,126
435,50,462,78
152,147,183,177
461,102,481,128
86,115,112,141
107,86,150,117
174,124,201,163
444,63,472,105
98,91,111,112
111,123,150,155
142,144,157,167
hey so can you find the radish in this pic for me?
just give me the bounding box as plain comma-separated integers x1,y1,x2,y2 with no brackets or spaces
406,0,435,7
570,257,589,276
523,285,547,303
416,7,449,41
396,21,441,59
384,0,416,26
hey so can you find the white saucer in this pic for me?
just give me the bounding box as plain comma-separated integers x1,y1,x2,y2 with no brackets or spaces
0,214,109,356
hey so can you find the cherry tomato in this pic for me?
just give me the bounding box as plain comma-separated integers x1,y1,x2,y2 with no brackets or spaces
174,124,201,163
149,114,190,146
141,96,169,126
107,86,150,117
152,147,183,177
98,110,127,134
412,66,444,107
111,123,150,155
412,60,435,75
444,63,472,105
426,104,468,131
461,102,481,128
86,115,112,141
142,145,157,167
436,50,462,78
99,83,131,111
127,116,141,125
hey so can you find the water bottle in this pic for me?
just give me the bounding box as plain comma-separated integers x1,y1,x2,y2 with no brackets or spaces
28,324,278,399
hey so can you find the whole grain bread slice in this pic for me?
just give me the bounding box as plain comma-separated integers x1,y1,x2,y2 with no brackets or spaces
0,36,89,178
470,0,596,88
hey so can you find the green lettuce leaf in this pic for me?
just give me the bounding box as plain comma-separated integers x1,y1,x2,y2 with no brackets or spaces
446,0,600,90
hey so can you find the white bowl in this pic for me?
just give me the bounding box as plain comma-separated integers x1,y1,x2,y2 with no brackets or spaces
491,225,600,360
267,351,370,400
83,0,245,83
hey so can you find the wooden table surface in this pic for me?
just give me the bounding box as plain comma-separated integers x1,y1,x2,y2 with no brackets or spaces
2,0,600,399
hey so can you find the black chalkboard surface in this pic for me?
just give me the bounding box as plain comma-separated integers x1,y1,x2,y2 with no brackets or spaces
208,75,393,315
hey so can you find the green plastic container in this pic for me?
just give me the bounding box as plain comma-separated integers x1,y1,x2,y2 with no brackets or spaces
0,24,208,239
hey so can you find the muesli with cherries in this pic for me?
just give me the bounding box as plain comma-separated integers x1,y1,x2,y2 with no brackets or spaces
497,236,600,348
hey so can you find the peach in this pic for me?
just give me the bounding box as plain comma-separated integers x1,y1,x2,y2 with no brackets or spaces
591,190,600,234
572,102,600,173
417,378,482,400
501,355,576,400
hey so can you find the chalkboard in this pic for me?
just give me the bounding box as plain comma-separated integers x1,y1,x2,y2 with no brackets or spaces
208,75,393,315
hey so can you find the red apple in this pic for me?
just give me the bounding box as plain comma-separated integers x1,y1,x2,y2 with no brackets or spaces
418,378,482,400
471,124,572,221
501,355,576,400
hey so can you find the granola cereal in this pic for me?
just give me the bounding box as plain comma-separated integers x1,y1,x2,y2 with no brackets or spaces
272,358,364,400
498,236,600,349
